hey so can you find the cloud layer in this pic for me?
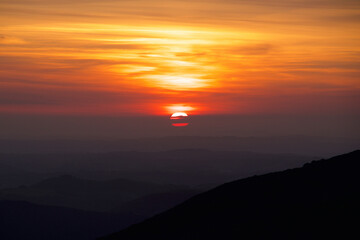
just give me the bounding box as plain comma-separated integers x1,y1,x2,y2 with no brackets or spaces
0,0,359,115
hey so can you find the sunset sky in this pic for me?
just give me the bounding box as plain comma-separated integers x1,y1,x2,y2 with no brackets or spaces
1,1,360,136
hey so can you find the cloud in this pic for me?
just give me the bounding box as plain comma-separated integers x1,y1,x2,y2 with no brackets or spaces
0,83,163,106
0,34,26,44
1,0,359,116
230,44,274,55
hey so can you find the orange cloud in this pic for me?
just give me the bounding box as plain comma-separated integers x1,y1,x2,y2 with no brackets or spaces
0,1,359,116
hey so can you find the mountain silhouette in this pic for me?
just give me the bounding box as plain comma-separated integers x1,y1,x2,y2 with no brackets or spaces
0,175,186,212
0,150,314,187
1,136,358,156
100,150,360,240
0,200,141,240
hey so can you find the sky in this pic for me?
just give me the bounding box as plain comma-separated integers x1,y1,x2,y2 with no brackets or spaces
0,0,359,138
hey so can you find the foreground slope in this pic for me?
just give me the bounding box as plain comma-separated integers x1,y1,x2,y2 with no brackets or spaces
101,150,360,240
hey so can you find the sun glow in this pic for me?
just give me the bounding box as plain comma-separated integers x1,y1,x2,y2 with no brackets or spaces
1,0,359,117
146,75,210,90
170,112,188,118
166,105,195,114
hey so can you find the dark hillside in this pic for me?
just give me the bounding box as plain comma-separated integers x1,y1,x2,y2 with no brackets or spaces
101,150,360,240
0,200,141,240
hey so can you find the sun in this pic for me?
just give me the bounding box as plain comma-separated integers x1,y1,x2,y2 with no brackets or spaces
170,112,189,127
170,112,188,119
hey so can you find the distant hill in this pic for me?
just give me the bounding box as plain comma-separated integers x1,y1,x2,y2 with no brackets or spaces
0,175,186,212
0,150,315,187
101,150,360,240
0,136,358,156
0,200,141,240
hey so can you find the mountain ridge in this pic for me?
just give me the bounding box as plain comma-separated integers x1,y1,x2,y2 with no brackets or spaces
0,200,141,240
100,150,360,240
0,174,187,212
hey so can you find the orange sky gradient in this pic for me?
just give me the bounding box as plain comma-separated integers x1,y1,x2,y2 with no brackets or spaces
1,0,359,116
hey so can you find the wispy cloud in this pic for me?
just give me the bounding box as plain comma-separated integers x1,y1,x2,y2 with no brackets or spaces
0,0,359,115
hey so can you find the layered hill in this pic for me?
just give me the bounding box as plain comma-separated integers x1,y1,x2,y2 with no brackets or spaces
101,150,360,240
0,200,141,240
0,175,187,212
0,150,314,187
